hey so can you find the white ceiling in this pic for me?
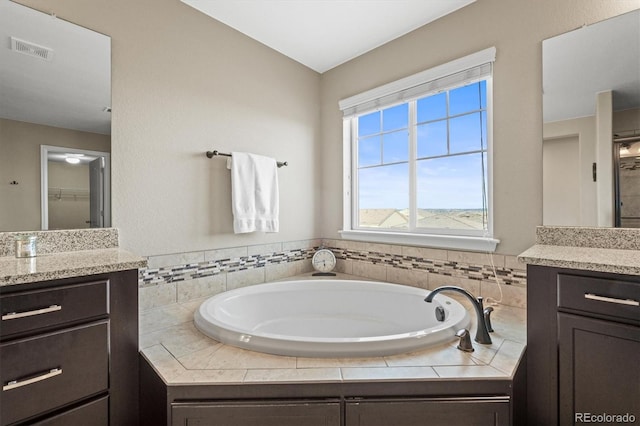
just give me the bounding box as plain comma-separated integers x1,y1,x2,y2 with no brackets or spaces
180,0,475,73
0,0,111,135
543,9,640,123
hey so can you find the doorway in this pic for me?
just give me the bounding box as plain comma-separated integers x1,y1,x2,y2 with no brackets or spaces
40,145,111,230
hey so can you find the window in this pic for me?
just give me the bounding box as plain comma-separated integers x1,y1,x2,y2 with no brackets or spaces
340,48,499,251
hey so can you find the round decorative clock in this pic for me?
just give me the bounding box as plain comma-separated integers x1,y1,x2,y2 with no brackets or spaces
311,249,337,276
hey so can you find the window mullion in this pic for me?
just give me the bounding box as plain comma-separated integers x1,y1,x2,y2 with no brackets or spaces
351,119,359,229
408,100,417,232
446,91,451,155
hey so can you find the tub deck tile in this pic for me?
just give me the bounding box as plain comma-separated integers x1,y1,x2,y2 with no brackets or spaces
244,368,342,383
139,275,526,384
383,343,477,367
433,365,508,378
190,345,298,370
175,369,248,384
341,366,438,381
140,322,214,359
177,343,225,370
296,357,387,369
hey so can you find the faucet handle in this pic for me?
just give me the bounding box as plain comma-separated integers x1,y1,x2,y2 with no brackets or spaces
455,329,474,352
483,307,494,332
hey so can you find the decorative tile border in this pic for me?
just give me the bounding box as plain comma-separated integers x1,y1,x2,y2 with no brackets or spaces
323,244,527,287
139,239,527,288
139,245,319,288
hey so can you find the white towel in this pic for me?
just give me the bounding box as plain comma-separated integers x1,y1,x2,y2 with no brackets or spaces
230,152,279,233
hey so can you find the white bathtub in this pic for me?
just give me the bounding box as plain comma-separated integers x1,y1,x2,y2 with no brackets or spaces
194,279,471,357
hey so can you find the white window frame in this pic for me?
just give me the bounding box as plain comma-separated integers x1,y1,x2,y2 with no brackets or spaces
339,48,499,252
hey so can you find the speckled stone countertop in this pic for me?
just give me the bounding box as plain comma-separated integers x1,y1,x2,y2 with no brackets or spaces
518,226,640,276
139,281,526,386
0,248,147,286
0,228,120,257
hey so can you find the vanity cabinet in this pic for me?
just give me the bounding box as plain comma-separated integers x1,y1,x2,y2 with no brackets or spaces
168,397,510,426
0,270,139,426
172,400,341,426
345,397,511,426
527,266,640,425
141,352,526,426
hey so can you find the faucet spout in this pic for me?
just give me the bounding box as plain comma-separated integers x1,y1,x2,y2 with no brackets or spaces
424,286,492,345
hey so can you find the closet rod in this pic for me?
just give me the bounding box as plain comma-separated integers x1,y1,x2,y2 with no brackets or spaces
614,135,640,143
205,150,288,168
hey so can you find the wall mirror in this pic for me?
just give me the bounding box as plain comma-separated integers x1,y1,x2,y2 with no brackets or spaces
0,0,111,232
542,9,640,228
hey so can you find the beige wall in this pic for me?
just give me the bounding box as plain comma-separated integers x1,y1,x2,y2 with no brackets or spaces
543,116,597,225
596,91,614,226
614,108,640,133
542,136,581,226
17,0,322,256
13,0,639,256
0,118,110,231
319,0,640,255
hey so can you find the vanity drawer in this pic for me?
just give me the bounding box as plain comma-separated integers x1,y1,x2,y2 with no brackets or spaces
0,280,108,338
32,396,109,426
558,274,640,324
0,321,109,426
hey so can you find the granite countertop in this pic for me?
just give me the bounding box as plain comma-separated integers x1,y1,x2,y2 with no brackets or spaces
139,293,526,386
518,244,640,276
518,226,640,276
0,248,147,286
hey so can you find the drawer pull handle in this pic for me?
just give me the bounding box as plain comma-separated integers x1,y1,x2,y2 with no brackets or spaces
1,304,62,321
584,293,639,307
2,368,62,391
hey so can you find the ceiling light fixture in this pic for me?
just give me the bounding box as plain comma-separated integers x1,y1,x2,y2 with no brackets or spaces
65,153,84,164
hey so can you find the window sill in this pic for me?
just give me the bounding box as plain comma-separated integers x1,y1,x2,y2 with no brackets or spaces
339,230,500,252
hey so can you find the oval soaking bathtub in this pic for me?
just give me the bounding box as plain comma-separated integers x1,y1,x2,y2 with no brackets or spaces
194,279,470,357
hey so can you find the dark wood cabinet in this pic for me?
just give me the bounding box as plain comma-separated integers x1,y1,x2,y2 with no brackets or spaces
345,397,511,426
0,321,109,425
167,397,510,426
558,313,639,425
527,266,640,426
172,400,341,426
0,270,138,426
141,352,525,426
30,396,109,426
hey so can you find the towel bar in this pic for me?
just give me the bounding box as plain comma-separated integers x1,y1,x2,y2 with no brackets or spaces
206,150,288,168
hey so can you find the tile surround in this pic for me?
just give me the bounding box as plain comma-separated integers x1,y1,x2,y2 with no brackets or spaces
138,238,527,309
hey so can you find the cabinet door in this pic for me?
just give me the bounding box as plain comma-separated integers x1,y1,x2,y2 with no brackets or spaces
558,313,640,426
172,400,341,426
345,397,511,426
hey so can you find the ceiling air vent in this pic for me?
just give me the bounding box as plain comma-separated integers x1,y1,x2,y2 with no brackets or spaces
10,37,54,61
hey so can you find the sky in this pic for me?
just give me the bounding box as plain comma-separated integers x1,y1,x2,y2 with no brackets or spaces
357,80,488,211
